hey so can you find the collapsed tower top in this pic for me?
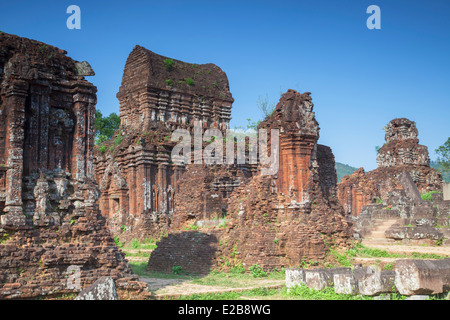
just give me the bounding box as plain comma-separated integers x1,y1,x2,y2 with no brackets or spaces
377,117,430,168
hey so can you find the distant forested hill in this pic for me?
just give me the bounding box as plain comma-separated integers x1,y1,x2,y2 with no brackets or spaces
335,161,450,183
335,162,359,182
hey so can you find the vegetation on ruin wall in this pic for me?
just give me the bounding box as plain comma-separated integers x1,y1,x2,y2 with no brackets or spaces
431,161,450,183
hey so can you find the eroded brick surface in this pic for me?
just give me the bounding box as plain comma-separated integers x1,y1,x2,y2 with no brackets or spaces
0,33,148,299
148,90,353,273
94,46,242,240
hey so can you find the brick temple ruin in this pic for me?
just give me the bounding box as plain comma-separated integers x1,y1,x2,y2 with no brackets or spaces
89,45,357,274
337,118,443,217
0,33,147,299
94,45,254,239
337,118,449,245
215,90,353,270
148,89,353,273
2,31,447,299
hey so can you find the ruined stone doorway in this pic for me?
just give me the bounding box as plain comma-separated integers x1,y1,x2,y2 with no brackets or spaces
111,198,120,217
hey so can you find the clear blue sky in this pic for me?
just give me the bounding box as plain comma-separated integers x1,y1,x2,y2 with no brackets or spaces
1,0,449,171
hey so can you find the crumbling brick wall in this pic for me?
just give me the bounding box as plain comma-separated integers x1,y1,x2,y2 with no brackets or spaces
147,230,222,275
171,164,254,230
0,33,147,299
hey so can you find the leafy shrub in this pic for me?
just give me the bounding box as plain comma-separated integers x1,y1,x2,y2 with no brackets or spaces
166,79,173,87
114,236,123,248
249,264,267,278
230,264,246,274
172,266,183,275
164,59,175,71
114,134,123,146
131,238,140,249
421,190,442,201
185,77,194,86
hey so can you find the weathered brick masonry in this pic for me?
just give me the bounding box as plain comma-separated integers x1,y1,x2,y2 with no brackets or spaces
147,89,353,273
0,33,147,299
94,45,251,240
217,90,352,271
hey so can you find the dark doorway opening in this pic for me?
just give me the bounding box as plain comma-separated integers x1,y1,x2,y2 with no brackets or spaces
0,201,5,215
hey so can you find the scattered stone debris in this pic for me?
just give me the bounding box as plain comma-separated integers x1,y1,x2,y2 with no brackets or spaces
287,258,450,298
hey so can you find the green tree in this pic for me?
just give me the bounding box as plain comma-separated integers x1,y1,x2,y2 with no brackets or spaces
436,138,450,172
256,94,276,118
95,110,120,145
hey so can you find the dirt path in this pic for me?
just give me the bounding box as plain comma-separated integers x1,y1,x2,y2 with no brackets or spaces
123,249,285,299
140,276,284,299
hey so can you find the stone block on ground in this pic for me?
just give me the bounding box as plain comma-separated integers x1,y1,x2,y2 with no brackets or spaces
304,268,352,291
75,276,118,300
357,269,396,296
285,268,306,290
303,268,352,291
332,266,395,296
333,266,373,295
286,267,352,291
443,183,450,201
394,258,450,295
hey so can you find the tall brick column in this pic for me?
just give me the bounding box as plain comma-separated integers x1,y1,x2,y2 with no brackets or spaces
2,80,28,227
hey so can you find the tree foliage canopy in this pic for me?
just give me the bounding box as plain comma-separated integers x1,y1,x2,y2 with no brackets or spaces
95,110,120,145
436,137,450,172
